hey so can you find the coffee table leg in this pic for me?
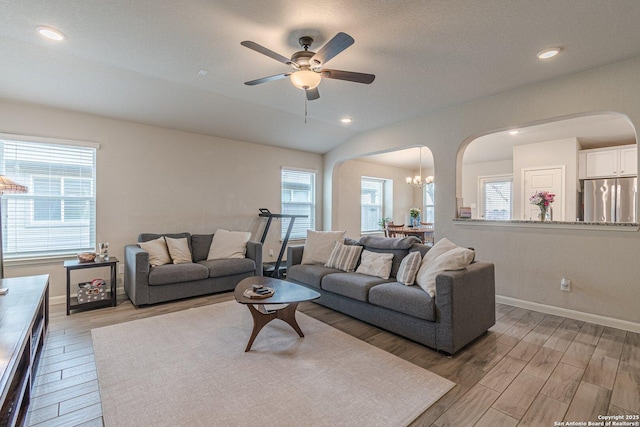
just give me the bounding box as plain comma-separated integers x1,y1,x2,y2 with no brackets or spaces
276,302,303,337
244,302,304,352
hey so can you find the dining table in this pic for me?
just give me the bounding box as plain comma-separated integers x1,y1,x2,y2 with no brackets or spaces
398,226,434,244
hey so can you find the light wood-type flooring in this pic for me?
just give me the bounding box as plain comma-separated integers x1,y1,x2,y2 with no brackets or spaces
27,293,640,426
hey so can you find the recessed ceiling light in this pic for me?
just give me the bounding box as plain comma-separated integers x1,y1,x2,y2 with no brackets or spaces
341,117,352,124
537,47,561,60
509,130,520,135
37,26,65,41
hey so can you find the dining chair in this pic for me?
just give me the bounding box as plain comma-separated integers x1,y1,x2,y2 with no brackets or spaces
386,224,405,238
420,222,435,244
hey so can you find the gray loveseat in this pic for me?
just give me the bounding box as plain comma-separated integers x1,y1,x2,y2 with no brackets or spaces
124,232,262,306
287,236,495,354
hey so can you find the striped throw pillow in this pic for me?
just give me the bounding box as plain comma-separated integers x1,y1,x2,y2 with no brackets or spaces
396,251,422,285
325,241,363,272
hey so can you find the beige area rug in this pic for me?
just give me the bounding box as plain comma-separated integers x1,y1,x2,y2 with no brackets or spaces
92,301,454,427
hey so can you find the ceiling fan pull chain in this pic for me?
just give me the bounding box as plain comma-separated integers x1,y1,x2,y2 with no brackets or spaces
304,95,308,124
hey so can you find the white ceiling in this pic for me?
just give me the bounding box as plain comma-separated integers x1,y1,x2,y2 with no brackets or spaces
2,1,640,155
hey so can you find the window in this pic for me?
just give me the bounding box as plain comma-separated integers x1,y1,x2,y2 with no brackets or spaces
479,175,512,220
281,168,316,240
1,135,97,259
361,177,384,232
423,182,435,224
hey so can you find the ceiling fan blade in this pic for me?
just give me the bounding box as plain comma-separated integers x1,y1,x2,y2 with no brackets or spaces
244,73,291,86
306,87,320,101
309,32,354,67
320,69,375,84
241,41,293,67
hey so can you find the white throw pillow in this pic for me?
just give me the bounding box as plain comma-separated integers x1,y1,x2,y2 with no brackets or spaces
356,250,394,279
138,237,172,267
165,237,192,264
416,242,475,297
396,251,422,285
423,238,459,264
207,229,251,260
324,241,363,272
301,230,346,265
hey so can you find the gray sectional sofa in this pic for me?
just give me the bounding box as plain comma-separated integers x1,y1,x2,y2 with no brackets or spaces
287,236,495,354
124,232,262,306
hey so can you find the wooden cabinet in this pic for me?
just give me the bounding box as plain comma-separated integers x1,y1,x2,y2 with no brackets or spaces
580,145,637,179
0,275,49,427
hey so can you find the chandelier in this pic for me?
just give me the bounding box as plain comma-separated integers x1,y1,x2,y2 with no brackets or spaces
406,147,434,188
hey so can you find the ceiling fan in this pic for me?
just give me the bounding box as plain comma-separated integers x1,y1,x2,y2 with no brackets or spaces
241,32,375,101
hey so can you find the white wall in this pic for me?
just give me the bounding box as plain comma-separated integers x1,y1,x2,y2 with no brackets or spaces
325,57,640,327
512,138,580,220
0,100,323,299
334,158,416,238
461,159,513,218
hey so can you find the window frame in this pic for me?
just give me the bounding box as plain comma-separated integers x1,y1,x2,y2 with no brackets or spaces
0,133,99,261
478,174,513,220
423,182,435,224
280,167,316,240
360,176,386,233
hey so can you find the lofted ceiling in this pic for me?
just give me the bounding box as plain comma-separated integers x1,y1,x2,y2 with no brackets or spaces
2,1,640,155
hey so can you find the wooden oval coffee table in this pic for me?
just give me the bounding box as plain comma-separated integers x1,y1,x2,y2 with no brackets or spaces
234,277,320,352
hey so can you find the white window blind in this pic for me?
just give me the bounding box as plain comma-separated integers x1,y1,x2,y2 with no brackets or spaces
281,168,315,240
361,177,384,232
481,177,512,220
423,182,435,224
1,137,97,259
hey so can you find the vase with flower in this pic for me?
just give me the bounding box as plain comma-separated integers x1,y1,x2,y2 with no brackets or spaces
409,207,421,227
529,191,555,222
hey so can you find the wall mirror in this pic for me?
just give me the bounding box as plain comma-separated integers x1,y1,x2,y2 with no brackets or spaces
460,112,637,223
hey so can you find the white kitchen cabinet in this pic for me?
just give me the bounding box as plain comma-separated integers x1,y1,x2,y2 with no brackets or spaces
619,146,637,176
581,145,637,178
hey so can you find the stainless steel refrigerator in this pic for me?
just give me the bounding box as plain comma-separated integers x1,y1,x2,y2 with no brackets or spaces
583,177,637,223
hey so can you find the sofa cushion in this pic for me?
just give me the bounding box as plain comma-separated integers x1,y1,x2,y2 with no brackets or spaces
197,258,256,278
207,229,251,260
165,237,192,264
359,236,420,278
287,264,342,289
148,263,209,286
356,250,394,279
321,272,390,302
325,241,363,272
138,237,172,267
301,230,346,265
191,234,214,262
369,282,436,321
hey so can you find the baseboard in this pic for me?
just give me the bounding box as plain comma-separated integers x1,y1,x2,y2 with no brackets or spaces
50,286,127,306
496,295,640,333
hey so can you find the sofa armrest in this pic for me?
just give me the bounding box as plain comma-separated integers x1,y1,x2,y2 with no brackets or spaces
434,262,496,354
124,244,151,306
245,240,263,276
287,245,305,270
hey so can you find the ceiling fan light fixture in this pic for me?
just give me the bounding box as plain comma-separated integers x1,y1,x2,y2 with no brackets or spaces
290,69,321,90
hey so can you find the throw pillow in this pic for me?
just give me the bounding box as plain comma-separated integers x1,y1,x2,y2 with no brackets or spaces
207,229,251,260
324,241,363,272
416,242,475,297
165,237,192,264
396,251,422,285
356,250,394,279
138,237,172,267
301,230,346,265
422,238,459,264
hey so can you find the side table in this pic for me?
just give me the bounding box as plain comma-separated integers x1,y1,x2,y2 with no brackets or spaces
64,257,118,315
